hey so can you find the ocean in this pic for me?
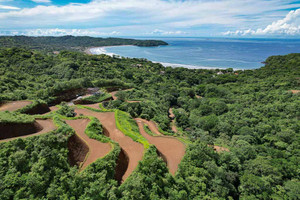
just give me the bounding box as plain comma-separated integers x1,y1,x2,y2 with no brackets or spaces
89,37,300,70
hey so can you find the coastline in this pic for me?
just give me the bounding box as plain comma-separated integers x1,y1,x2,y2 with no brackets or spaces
85,45,134,56
88,46,241,70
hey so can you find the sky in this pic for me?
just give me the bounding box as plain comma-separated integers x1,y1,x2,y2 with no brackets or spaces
0,0,300,38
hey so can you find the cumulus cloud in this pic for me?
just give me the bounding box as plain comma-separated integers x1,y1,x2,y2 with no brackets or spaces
151,29,187,35
0,5,19,10
1,0,300,30
0,28,121,36
224,9,300,36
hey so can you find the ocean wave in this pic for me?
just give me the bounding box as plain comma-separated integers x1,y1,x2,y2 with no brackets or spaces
89,47,116,56
89,47,240,70
156,62,240,70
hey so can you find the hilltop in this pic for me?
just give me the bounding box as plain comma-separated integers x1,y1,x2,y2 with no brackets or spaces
0,35,168,52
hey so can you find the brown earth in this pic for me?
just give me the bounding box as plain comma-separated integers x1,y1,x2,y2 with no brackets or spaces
169,108,175,118
168,108,178,133
289,90,300,94
0,101,32,112
135,118,185,175
137,118,162,135
0,119,56,142
68,134,89,167
114,149,129,184
23,103,51,115
74,108,144,182
65,119,111,170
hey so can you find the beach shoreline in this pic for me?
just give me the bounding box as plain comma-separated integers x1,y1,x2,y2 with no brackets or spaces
85,45,134,55
87,46,241,70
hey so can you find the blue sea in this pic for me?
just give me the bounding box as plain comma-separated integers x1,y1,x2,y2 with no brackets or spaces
90,37,300,70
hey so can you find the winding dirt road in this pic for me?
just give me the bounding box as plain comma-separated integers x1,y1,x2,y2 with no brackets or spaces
65,119,111,170
1,119,56,142
135,118,185,175
0,101,32,112
74,108,144,182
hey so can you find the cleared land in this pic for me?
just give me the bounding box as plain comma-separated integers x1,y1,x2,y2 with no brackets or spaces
135,118,185,175
65,119,111,170
74,108,144,182
0,119,56,142
289,90,300,94
169,108,178,133
0,101,32,112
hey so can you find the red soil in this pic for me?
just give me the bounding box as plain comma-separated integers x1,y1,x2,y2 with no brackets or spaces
65,119,111,170
135,118,185,175
74,108,144,182
0,119,56,142
168,108,178,133
289,90,300,94
169,108,175,118
0,101,32,112
68,133,89,167
137,118,162,135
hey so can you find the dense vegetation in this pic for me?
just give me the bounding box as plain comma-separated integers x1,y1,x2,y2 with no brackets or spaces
0,46,299,199
0,111,35,123
0,36,168,52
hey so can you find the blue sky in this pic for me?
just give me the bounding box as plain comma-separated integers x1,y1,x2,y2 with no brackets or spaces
0,0,300,37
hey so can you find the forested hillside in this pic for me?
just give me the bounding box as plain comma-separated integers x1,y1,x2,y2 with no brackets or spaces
0,47,299,199
0,36,168,52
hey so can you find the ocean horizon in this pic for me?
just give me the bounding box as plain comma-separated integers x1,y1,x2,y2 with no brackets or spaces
89,37,300,70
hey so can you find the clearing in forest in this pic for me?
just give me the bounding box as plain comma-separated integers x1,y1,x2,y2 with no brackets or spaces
65,119,111,170
0,101,32,112
135,118,185,175
169,108,178,133
74,108,144,182
0,119,56,142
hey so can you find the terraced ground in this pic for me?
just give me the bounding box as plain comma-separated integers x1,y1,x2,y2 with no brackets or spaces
0,100,32,112
0,119,56,142
66,119,111,170
135,118,185,175
74,108,144,182
1,90,231,183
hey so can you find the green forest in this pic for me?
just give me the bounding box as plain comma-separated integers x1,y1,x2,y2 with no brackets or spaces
0,44,299,199
0,36,168,52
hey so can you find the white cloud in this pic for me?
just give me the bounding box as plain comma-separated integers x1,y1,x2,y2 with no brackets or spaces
0,28,121,36
1,0,300,29
151,29,187,35
31,0,51,3
223,9,300,36
0,4,19,10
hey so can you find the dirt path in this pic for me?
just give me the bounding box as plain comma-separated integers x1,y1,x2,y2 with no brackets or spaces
169,108,178,133
65,119,111,170
289,90,300,94
0,101,32,112
135,118,185,175
1,119,56,142
74,108,144,182
137,118,162,135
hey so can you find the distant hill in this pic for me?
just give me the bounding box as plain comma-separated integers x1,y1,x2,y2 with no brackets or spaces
0,35,168,52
